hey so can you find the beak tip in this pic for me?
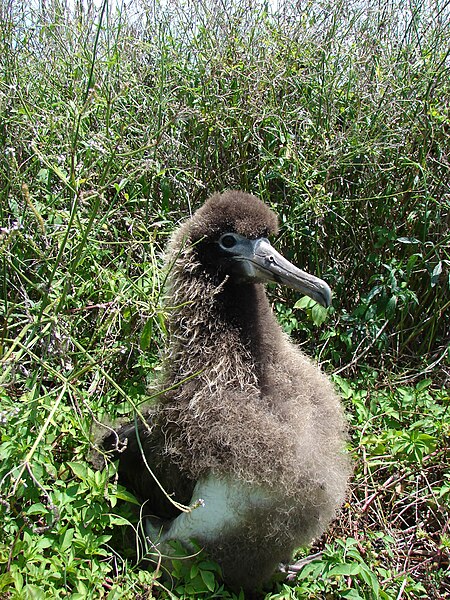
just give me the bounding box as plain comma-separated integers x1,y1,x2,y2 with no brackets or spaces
321,284,332,309
313,281,332,308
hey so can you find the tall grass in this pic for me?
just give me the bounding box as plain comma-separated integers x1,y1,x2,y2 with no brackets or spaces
2,0,448,370
0,0,449,598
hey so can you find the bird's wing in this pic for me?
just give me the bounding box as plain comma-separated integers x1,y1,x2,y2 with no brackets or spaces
104,419,195,520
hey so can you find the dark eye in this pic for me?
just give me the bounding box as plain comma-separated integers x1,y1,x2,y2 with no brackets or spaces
220,234,237,249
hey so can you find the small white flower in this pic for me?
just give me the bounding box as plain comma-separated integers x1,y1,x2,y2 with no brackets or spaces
192,497,205,510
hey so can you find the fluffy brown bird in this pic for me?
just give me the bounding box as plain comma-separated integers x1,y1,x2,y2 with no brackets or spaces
104,191,350,592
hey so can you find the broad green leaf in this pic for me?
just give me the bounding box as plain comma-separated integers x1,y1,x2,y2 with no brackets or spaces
140,319,153,350
311,302,328,326
0,572,14,591
115,488,140,505
416,379,432,392
333,376,354,399
68,461,89,481
59,528,75,552
294,296,315,309
385,295,397,319
190,564,199,579
328,562,362,577
26,503,47,515
107,515,131,526
431,261,442,286
200,568,216,592
21,585,46,600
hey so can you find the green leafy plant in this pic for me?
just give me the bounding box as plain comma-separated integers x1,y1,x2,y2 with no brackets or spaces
1,0,448,597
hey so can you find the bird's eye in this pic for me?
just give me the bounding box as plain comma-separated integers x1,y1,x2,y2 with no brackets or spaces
220,234,237,249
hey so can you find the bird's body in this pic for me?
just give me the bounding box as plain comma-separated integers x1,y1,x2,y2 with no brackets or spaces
106,191,350,591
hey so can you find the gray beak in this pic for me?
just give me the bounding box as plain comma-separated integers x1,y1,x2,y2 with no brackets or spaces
227,237,332,308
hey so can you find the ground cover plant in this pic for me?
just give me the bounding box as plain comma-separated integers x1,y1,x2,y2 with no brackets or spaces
0,0,449,597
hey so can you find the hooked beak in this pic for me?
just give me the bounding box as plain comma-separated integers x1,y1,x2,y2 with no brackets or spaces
230,237,332,308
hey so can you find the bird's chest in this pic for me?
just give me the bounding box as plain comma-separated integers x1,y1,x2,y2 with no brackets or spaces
147,474,277,547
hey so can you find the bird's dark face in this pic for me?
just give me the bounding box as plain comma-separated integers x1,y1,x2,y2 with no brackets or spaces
189,191,332,308
212,232,331,308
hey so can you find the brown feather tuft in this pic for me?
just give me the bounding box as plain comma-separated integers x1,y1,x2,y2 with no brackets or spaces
189,190,279,241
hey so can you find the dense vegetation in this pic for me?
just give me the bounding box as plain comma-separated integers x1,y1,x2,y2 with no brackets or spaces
0,0,448,598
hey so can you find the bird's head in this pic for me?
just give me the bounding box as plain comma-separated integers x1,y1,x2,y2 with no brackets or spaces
186,190,332,308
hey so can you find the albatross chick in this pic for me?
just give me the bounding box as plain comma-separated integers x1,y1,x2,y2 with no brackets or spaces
105,190,351,592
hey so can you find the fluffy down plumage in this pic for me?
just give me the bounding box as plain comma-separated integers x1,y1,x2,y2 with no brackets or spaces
102,191,351,592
